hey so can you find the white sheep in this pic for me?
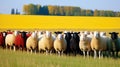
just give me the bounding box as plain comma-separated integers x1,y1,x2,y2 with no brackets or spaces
79,33,92,58
26,31,37,53
5,30,18,51
100,32,111,56
54,34,67,56
91,31,107,59
38,31,54,55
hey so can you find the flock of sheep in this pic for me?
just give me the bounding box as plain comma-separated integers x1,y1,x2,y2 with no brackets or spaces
0,30,120,59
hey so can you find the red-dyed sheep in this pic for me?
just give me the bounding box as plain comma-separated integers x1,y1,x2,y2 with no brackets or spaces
14,32,25,50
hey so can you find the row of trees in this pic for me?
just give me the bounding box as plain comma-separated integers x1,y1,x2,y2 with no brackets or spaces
11,8,20,14
23,4,120,17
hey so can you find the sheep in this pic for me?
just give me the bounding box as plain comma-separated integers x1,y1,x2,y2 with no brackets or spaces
26,31,38,53
14,31,27,51
100,32,111,57
0,32,5,48
54,34,67,56
21,31,27,48
3,31,7,40
5,30,18,51
64,31,72,56
79,33,92,58
100,32,119,57
109,32,120,57
91,31,107,59
38,31,54,55
70,32,80,56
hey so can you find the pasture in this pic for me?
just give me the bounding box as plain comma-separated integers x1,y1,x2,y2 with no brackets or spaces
0,49,120,67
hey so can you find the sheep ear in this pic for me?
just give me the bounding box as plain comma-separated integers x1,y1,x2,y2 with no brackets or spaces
54,32,57,34
64,33,66,34
77,32,80,34
71,32,73,34
59,32,63,34
78,33,80,36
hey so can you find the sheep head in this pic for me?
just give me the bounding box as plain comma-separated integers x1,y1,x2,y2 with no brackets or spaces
45,31,51,38
93,31,100,39
57,34,63,40
80,33,87,41
31,32,37,38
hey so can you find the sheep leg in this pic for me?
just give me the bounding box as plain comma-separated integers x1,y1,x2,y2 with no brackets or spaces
106,51,109,57
13,46,16,51
74,50,77,56
39,50,41,53
46,50,48,55
50,50,52,55
109,51,112,57
112,51,115,57
35,50,36,54
58,51,61,56
61,51,64,56
83,51,86,58
116,51,118,57
94,50,97,59
10,46,12,51
101,51,103,58
27,49,29,54
31,49,32,54
6,44,8,50
68,49,70,56
87,51,89,57
99,51,101,59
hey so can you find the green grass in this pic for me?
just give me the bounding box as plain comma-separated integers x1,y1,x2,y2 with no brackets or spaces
0,49,120,67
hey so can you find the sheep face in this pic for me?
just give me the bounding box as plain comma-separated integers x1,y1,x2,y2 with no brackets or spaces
57,34,63,40
31,32,37,38
46,31,51,38
84,31,90,35
109,32,119,40
14,30,19,36
80,34,87,41
93,31,100,39
100,32,106,36
38,31,42,36
3,32,7,37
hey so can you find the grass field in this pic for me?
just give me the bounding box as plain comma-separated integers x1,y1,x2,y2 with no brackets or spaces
0,49,120,67
0,14,120,30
